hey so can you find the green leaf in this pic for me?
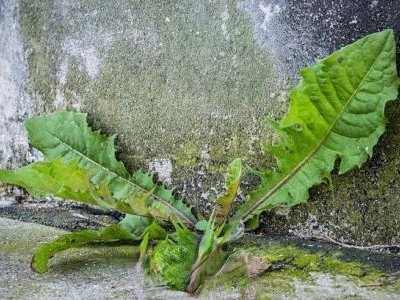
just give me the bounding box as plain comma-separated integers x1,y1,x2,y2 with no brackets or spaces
2,111,196,227
119,214,153,236
195,220,208,231
195,218,216,267
0,158,96,204
214,158,242,224
186,248,231,294
233,29,398,224
31,223,140,273
189,213,227,292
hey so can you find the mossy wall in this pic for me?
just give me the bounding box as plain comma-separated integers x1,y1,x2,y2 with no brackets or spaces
18,0,280,205
4,0,400,245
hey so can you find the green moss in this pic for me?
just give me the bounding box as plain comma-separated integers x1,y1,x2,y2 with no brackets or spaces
254,268,306,298
200,274,239,296
262,245,365,277
84,0,273,164
201,243,399,298
19,0,275,171
19,0,64,106
354,271,386,285
262,245,298,263
149,234,198,290
323,257,364,276
293,252,321,270
174,141,202,167
219,243,393,287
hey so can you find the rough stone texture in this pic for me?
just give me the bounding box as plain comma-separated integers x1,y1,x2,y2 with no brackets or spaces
0,217,197,300
0,218,138,300
0,0,400,246
0,0,38,208
0,0,31,170
1,217,399,299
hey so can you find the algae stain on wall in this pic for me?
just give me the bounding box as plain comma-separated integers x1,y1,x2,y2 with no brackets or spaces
18,0,279,172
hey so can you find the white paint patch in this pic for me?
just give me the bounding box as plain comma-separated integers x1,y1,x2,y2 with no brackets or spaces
53,2,161,112
149,159,173,185
56,37,103,110
200,146,210,161
54,88,65,110
58,58,69,85
370,0,379,8
82,46,101,79
200,192,209,200
349,17,358,25
62,39,101,79
259,1,281,31
220,2,230,40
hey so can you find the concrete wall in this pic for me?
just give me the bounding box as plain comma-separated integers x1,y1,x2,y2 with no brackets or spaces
0,0,399,245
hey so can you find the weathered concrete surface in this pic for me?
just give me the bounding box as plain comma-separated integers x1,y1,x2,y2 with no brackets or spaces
0,0,400,246
0,217,139,299
0,0,39,209
0,0,32,170
1,217,399,300
0,217,196,300
201,235,400,300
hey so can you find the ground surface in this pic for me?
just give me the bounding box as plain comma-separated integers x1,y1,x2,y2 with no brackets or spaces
1,217,399,299
1,0,400,252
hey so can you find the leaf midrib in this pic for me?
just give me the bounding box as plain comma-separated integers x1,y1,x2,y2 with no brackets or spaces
39,128,196,227
234,33,389,222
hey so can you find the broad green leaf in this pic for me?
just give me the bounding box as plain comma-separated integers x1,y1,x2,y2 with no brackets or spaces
139,222,168,262
0,158,169,219
119,213,153,236
233,29,398,224
0,158,95,204
214,158,242,224
1,111,196,227
189,213,229,292
31,223,140,273
186,248,231,294
195,218,216,269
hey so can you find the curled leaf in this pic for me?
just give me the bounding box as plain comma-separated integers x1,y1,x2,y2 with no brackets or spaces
214,158,242,224
31,223,140,273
